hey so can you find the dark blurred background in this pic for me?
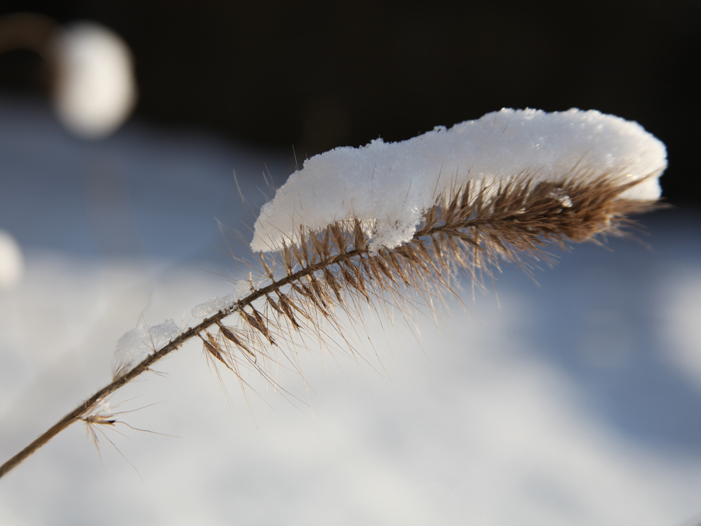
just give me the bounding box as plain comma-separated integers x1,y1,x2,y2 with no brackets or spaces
1,0,699,205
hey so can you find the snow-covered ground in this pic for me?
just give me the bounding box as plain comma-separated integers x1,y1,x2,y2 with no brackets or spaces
1,94,700,526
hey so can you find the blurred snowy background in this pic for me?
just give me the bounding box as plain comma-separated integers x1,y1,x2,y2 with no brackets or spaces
1,95,701,526
1,1,701,525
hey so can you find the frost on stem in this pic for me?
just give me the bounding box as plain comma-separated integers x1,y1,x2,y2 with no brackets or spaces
191,293,240,319
190,279,253,319
251,108,666,254
112,320,180,379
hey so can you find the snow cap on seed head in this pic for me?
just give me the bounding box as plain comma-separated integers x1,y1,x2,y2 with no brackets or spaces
251,109,667,254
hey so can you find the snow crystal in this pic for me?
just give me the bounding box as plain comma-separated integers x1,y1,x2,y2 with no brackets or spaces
190,280,252,319
113,319,179,376
251,108,667,253
52,22,137,139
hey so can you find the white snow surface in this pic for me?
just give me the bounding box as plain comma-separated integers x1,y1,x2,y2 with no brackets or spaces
52,22,137,139
251,108,667,253
113,319,179,376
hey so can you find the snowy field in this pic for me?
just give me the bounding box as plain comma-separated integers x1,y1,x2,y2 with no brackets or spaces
1,95,701,526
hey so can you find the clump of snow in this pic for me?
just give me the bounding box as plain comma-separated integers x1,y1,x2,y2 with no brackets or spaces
113,319,179,376
190,280,252,319
0,230,24,291
51,21,137,139
251,108,667,253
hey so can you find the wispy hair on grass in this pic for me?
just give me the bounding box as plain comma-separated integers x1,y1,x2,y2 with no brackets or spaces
0,108,667,479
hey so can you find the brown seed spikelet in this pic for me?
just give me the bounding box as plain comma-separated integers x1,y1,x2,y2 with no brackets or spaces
193,170,661,396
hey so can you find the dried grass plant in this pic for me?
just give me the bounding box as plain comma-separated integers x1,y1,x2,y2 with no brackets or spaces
0,167,661,479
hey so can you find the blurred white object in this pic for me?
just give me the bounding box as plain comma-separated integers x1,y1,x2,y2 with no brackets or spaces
51,22,137,139
0,230,24,290
660,269,701,391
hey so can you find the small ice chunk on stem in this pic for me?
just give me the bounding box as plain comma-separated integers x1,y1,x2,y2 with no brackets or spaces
251,108,667,253
190,279,252,319
113,319,179,377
